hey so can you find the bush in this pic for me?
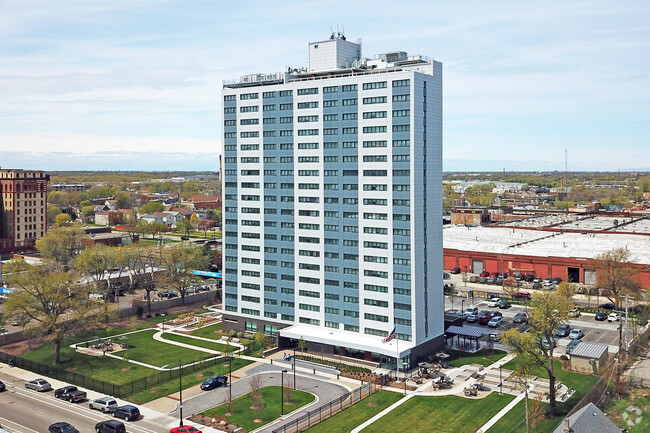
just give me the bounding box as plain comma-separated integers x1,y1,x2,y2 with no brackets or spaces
135,306,144,318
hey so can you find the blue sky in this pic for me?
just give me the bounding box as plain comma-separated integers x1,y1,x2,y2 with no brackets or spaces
1,1,649,172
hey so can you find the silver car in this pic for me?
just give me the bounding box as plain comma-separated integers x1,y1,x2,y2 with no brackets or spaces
25,378,52,392
89,396,118,413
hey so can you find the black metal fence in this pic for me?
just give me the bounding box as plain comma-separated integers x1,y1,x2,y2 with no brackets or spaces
0,345,251,398
272,382,377,433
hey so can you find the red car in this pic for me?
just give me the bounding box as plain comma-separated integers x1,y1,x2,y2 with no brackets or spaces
170,427,202,433
479,271,490,277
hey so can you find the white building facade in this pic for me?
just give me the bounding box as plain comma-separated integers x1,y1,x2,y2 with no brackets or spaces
222,34,443,369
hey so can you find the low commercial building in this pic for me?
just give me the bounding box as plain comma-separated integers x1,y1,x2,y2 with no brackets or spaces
569,342,609,374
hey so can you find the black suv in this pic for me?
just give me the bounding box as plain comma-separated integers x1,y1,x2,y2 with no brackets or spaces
49,423,79,433
112,405,140,421
555,324,571,337
95,420,126,433
201,375,228,390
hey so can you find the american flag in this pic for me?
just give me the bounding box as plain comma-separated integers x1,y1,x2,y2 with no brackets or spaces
382,327,396,343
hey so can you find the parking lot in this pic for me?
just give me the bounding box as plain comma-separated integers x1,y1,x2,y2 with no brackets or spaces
445,294,623,354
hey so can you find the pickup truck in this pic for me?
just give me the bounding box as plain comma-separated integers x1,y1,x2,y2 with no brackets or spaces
54,385,87,402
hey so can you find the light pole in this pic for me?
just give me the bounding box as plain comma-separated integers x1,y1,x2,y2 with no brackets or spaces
228,356,232,402
178,360,183,426
499,364,503,395
281,369,288,416
162,319,166,334
293,347,296,390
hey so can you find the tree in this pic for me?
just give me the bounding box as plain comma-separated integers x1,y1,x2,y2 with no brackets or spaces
122,244,159,313
500,291,573,418
47,204,62,224
2,261,110,364
595,248,642,310
464,183,496,206
36,225,86,268
297,336,307,355
254,331,266,352
160,244,210,305
115,192,134,209
81,205,95,223
54,213,72,226
139,201,165,214
74,245,127,298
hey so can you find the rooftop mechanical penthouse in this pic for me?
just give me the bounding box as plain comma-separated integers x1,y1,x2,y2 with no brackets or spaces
221,32,443,369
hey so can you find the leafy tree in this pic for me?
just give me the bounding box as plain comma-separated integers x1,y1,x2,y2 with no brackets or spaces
47,204,61,224
74,245,127,297
80,200,93,207
464,183,496,206
297,336,308,355
160,244,210,305
500,291,573,418
254,331,266,351
115,192,134,209
81,205,95,223
139,201,165,214
54,213,72,226
36,225,86,268
2,261,111,364
190,214,200,226
122,244,159,313
595,247,642,310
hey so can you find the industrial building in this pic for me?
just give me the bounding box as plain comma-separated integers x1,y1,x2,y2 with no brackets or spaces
444,213,650,289
221,33,443,370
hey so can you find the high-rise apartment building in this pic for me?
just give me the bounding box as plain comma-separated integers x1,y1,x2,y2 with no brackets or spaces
222,33,442,369
0,168,49,254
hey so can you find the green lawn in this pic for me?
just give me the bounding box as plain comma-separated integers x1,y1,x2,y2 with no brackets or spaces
202,386,315,432
306,391,404,433
447,349,508,368
127,357,251,404
190,322,223,336
160,332,231,352
487,358,601,432
361,393,515,432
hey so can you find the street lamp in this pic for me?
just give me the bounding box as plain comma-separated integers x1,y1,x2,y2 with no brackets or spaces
499,364,502,395
178,360,184,426
162,319,166,334
228,356,232,402
293,347,296,390
281,369,288,416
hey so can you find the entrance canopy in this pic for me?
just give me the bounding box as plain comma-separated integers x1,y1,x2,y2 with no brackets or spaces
444,325,484,339
279,324,415,358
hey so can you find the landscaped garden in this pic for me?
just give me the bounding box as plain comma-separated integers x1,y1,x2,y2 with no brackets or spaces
486,358,601,432
201,386,315,432
446,348,508,368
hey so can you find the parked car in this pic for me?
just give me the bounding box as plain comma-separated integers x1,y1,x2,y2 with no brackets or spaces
480,271,490,277
0,380,5,392
49,423,79,433
450,267,461,274
608,312,620,322
112,405,141,421
200,375,228,391
95,420,126,433
464,306,479,316
499,300,511,309
569,308,581,317
487,297,501,308
568,329,585,340
478,311,492,325
524,275,536,283
541,338,556,350
54,385,87,402
551,277,562,285
488,310,503,319
89,397,118,413
487,276,498,285
496,272,508,279
469,276,480,283
594,311,608,321
157,291,178,299
466,313,479,323
488,317,503,328
25,378,52,392
599,302,615,310
532,282,543,290
443,272,450,280
479,276,488,284
555,324,571,337
513,291,532,301
170,426,203,433
566,339,582,354
513,312,529,324
445,310,464,319
576,287,586,294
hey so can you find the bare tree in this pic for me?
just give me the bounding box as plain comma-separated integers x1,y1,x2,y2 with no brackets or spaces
249,375,262,398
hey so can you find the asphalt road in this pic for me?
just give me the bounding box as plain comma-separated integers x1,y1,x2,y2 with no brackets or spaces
0,374,166,433
171,365,350,433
